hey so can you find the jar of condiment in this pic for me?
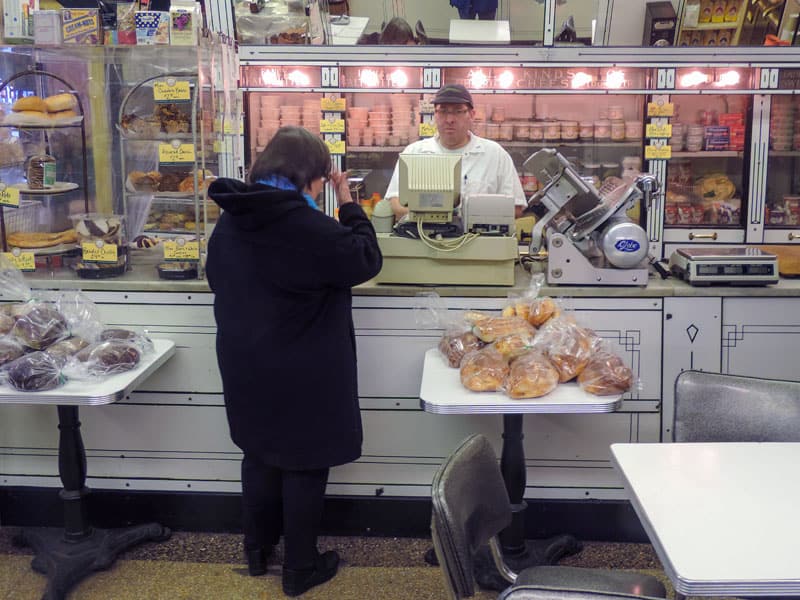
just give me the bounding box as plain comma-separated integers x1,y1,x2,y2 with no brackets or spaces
529,122,545,141
608,105,625,120
583,162,601,184
487,123,501,139
625,120,643,140
561,120,578,140
491,106,506,123
26,152,56,189
610,120,626,141
579,121,594,139
602,162,620,179
544,121,561,140
499,122,514,141
594,119,611,140
514,122,530,140
685,134,704,152
472,121,487,137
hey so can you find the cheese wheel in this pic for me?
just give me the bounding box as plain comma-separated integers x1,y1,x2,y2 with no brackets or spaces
44,93,77,113
12,96,47,113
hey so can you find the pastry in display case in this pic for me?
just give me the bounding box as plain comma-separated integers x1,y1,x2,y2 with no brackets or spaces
764,95,800,231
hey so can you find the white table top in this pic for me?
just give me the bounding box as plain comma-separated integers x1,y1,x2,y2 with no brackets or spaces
0,339,175,406
611,442,800,596
330,15,369,45
449,19,511,45
420,349,621,414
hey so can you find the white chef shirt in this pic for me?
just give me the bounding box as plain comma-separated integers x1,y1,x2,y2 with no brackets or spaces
384,132,526,207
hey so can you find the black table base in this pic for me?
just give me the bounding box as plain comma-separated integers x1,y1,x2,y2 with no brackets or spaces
14,523,171,600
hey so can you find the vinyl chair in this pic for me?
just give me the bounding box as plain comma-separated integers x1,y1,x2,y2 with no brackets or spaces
431,434,668,600
673,370,800,442
498,586,668,600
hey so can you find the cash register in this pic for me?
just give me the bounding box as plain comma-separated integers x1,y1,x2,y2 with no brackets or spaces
374,154,518,285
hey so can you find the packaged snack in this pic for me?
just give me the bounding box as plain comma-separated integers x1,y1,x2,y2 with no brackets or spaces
62,8,102,45
135,11,170,45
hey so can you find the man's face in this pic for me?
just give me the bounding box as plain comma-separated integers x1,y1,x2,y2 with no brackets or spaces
434,103,473,149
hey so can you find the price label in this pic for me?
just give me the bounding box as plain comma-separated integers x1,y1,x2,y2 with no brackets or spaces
163,239,200,260
2,251,35,271
158,143,196,164
320,118,345,133
213,140,223,153
153,80,191,102
321,97,346,112
419,122,437,137
645,145,672,160
223,120,234,135
81,241,118,263
325,139,346,155
0,185,20,208
647,102,675,117
213,117,222,133
646,123,673,139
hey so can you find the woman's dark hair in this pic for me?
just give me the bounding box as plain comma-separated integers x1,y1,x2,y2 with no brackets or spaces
379,17,416,45
249,126,331,191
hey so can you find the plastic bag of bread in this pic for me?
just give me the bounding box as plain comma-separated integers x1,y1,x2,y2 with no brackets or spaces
438,328,485,368
502,273,545,320
55,290,105,343
578,346,633,396
460,346,509,392
11,302,69,351
532,317,595,382
0,336,25,368
472,316,535,343
493,329,537,361
0,312,13,335
505,350,559,399
3,351,64,392
527,296,562,327
63,340,142,379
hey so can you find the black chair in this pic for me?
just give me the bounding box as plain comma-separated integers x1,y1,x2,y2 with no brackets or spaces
673,370,800,442
498,586,667,600
431,434,668,600
415,20,430,44
327,0,349,16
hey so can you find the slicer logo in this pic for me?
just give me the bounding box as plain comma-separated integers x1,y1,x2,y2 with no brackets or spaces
615,239,640,252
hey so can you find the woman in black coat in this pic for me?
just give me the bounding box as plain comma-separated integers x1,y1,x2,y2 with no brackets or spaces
205,126,382,597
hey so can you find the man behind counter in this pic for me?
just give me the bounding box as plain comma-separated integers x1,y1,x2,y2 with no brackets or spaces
384,83,526,221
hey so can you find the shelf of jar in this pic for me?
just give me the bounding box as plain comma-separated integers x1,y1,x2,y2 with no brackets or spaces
670,150,743,158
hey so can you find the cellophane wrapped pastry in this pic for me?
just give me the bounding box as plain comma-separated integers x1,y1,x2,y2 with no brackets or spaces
493,329,537,361
527,296,561,327
532,317,595,383
472,316,535,343
10,303,69,350
460,346,509,392
66,340,142,378
5,351,63,391
45,336,91,367
0,336,25,367
578,348,633,395
439,328,485,368
506,350,559,399
0,312,13,335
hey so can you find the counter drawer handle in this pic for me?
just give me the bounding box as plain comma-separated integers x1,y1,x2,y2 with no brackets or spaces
688,232,718,241
789,232,800,241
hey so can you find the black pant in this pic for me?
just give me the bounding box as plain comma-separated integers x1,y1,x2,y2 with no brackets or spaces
241,453,330,570
457,7,496,19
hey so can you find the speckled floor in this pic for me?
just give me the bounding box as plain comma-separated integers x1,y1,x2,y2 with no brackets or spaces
0,528,691,600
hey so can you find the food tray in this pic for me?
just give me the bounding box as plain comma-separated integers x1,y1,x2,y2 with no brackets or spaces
11,182,79,194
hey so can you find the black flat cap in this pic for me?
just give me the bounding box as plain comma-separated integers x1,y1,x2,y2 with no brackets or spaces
433,84,473,108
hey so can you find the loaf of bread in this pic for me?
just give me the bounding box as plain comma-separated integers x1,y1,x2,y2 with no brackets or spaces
493,331,536,361
0,312,13,335
438,330,484,368
11,304,69,350
533,318,593,383
460,347,509,392
0,337,25,367
506,350,559,399
578,351,633,395
75,340,141,375
12,96,47,113
528,297,560,327
44,93,78,113
45,336,90,367
7,351,63,391
472,316,535,343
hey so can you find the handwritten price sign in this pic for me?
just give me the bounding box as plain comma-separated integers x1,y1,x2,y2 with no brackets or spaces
158,143,196,164
2,251,35,271
163,239,200,260
154,80,191,102
0,185,20,208
81,241,118,263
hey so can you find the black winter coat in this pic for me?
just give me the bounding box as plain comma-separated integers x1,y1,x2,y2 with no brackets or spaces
205,179,383,470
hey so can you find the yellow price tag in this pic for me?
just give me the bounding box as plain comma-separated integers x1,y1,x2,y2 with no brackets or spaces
646,123,673,139
81,241,118,263
645,145,672,160
159,143,196,164
321,97,346,112
153,80,192,102
239,120,245,135
647,102,675,117
213,117,222,133
0,185,20,208
325,139,346,155
419,122,437,137
213,140,223,153
320,118,345,133
163,239,200,260
2,251,35,271
223,120,234,135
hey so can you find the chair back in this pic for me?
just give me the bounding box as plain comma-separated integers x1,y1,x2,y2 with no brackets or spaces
498,585,665,600
431,433,512,599
674,370,800,442
416,20,430,44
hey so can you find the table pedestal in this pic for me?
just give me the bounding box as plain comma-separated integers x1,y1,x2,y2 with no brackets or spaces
13,405,171,600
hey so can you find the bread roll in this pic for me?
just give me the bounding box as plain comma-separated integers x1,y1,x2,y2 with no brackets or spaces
12,96,47,113
459,347,509,392
472,316,535,343
7,351,62,391
533,318,593,383
493,331,536,361
75,340,141,375
0,337,25,367
44,93,78,113
11,304,69,350
506,350,559,399
578,351,633,395
528,297,560,326
0,312,13,335
438,330,484,368
50,109,78,120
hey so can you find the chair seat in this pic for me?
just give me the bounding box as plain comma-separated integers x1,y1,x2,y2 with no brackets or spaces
516,566,667,599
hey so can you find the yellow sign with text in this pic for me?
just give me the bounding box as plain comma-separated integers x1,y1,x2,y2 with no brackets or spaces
419,122,437,137
321,97,346,112
159,143,196,164
647,102,675,117
645,145,672,160
163,240,200,260
325,139,346,155
2,251,35,271
81,241,118,263
646,123,673,139
0,186,20,208
320,118,345,133
153,81,192,102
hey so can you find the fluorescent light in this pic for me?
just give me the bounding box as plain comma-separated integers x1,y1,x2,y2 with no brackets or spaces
261,69,282,86
286,70,310,87
389,69,408,88
468,69,489,89
497,70,515,89
680,70,710,87
605,70,626,89
359,69,381,87
715,70,740,87
571,71,593,88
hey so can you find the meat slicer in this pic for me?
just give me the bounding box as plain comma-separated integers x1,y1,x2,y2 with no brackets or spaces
524,148,659,286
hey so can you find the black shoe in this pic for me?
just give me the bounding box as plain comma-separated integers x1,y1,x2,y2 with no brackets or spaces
282,550,340,597
246,547,270,576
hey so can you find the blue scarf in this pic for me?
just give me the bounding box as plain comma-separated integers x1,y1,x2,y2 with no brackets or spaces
255,175,320,210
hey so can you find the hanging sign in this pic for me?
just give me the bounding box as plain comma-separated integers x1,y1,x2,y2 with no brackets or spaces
163,239,200,260
320,118,345,133
645,145,672,160
153,79,192,102
82,240,118,263
646,123,673,139
419,122,437,138
325,139,346,155
647,102,674,117
2,250,35,271
321,97,346,112
0,184,20,208
159,142,196,164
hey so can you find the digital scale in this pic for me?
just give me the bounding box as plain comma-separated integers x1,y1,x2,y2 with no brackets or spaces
669,247,779,286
